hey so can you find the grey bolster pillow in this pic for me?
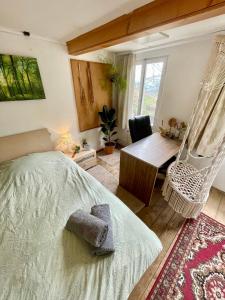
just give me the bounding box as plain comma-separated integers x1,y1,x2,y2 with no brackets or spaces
91,204,115,255
66,209,108,247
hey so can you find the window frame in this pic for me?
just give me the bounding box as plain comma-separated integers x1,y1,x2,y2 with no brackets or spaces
134,56,168,126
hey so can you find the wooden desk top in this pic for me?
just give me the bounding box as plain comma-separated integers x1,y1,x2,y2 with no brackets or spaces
121,132,180,168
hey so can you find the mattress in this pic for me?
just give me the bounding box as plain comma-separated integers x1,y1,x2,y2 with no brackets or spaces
0,151,162,300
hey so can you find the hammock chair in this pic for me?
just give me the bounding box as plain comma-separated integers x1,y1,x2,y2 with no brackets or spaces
163,36,225,219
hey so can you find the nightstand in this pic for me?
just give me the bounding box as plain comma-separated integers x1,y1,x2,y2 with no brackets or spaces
66,149,97,170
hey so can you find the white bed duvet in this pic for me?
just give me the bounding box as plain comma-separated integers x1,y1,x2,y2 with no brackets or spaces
0,151,162,300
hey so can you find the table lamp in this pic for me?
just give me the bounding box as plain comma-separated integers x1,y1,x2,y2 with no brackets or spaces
56,132,74,153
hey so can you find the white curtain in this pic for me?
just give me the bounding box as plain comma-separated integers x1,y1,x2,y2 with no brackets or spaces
189,35,225,157
115,53,136,130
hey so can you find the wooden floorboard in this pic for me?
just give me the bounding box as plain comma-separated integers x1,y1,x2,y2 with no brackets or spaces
216,192,225,224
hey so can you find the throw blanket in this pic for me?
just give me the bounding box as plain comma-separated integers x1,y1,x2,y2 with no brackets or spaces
0,151,162,300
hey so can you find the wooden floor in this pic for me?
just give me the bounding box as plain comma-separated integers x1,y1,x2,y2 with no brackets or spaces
129,186,225,300
95,150,225,300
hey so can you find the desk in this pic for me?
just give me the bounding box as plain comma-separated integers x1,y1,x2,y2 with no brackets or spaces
119,132,180,206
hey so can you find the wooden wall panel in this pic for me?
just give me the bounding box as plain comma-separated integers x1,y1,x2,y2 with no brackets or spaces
70,59,112,132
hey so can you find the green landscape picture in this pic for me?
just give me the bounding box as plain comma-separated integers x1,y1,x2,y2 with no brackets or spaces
0,54,45,101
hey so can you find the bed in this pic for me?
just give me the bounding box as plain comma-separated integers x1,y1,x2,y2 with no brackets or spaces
0,129,162,300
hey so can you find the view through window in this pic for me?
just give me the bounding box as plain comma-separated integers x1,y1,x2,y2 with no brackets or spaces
132,57,166,124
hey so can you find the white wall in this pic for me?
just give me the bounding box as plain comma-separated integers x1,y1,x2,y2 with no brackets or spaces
120,37,225,192
74,49,113,63
214,162,225,191
0,32,80,142
0,32,112,150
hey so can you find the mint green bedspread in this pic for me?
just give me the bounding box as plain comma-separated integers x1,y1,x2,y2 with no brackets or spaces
0,151,162,300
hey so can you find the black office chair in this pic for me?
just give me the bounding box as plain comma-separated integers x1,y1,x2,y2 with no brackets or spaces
129,115,175,175
129,115,152,143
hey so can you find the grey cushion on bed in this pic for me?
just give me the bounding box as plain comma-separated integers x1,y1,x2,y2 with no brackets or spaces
66,209,108,247
91,204,115,256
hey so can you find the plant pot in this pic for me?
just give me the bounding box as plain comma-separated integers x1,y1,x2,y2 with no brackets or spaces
104,143,115,155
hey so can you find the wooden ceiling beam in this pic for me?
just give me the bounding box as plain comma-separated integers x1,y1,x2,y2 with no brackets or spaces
67,0,225,55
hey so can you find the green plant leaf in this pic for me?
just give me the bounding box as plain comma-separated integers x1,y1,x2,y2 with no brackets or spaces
108,108,116,121
111,131,117,136
118,77,127,91
99,105,117,139
101,127,108,134
109,119,117,131
98,57,127,92
98,111,108,123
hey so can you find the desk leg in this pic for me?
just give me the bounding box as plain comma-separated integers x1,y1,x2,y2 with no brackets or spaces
119,151,158,206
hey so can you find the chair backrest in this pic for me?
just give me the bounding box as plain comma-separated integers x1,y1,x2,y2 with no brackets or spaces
129,115,152,143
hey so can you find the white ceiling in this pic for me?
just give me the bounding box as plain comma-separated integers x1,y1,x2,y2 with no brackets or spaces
0,0,152,42
1,1,225,51
107,14,225,53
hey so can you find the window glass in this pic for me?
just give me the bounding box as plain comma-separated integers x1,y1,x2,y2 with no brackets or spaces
141,62,164,124
132,58,165,125
132,64,142,116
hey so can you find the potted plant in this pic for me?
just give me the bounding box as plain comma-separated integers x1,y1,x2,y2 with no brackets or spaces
98,105,117,155
99,57,127,92
105,63,127,91
159,118,187,140
82,138,90,150
71,145,81,158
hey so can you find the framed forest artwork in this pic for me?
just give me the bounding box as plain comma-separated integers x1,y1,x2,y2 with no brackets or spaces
70,59,112,131
0,54,45,101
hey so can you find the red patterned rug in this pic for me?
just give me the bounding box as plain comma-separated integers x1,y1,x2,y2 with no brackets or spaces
147,213,225,300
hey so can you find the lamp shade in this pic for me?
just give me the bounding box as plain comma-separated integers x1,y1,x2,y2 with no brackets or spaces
56,132,74,153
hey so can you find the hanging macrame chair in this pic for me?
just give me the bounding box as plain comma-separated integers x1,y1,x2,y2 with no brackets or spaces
163,36,225,219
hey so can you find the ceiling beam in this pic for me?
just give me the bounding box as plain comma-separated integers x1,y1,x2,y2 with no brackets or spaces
67,0,225,55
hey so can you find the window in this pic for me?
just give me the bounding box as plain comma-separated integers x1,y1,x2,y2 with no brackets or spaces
132,57,166,125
